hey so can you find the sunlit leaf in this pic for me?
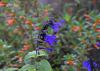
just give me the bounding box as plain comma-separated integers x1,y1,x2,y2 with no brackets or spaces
24,50,47,63
64,14,71,22
19,64,36,71
37,59,53,71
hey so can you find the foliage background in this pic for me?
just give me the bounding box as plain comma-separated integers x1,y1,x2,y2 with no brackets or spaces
0,0,100,71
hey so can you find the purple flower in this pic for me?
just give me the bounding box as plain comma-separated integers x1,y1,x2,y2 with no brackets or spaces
96,41,100,47
59,19,66,23
45,35,57,46
94,62,100,68
51,22,62,32
83,60,100,71
83,60,91,71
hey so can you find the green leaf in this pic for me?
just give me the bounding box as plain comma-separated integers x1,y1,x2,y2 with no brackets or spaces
37,59,53,71
45,16,49,21
3,0,9,2
19,64,36,71
0,39,4,46
5,68,18,71
64,14,71,22
35,23,41,26
20,60,53,71
0,13,4,17
47,27,53,34
3,45,12,48
31,18,38,22
24,50,47,63
17,11,25,16
74,21,80,25
68,66,75,71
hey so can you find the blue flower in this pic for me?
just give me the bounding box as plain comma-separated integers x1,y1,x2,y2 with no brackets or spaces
83,60,100,71
83,60,91,71
45,35,57,46
96,41,100,47
59,19,66,23
51,22,62,32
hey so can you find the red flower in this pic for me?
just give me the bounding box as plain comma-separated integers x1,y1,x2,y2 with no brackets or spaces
72,26,81,32
95,28,100,32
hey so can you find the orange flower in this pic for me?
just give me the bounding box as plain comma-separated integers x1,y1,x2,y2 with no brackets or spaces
93,19,100,27
93,23,96,27
19,16,26,19
6,18,16,26
24,20,32,25
95,19,100,24
25,20,32,24
93,19,100,30
93,44,99,49
0,1,7,7
22,44,31,51
66,60,74,65
72,26,81,32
